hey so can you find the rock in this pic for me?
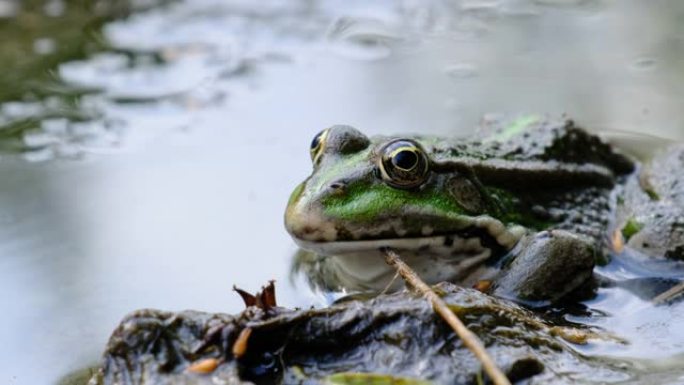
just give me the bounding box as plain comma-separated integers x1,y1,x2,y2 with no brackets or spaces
88,283,627,385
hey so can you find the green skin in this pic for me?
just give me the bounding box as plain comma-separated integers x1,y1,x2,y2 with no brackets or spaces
285,117,681,302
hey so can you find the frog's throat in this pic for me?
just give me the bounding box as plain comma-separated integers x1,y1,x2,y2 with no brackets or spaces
293,217,527,257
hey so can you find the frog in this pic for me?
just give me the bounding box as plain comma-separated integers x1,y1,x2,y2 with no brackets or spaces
284,116,684,304
617,143,684,260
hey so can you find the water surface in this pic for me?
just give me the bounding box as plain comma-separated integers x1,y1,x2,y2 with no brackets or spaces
2,1,684,384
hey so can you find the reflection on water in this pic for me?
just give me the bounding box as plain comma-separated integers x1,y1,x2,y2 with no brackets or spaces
0,0,169,156
2,0,684,384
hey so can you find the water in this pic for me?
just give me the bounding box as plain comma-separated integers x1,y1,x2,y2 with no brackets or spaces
1,1,684,384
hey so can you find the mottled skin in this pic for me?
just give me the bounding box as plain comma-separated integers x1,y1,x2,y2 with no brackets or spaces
284,117,679,303
618,143,684,260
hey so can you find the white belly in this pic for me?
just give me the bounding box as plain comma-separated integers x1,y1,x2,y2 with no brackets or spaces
293,235,500,292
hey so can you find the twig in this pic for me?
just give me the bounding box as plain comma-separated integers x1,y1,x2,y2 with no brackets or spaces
653,281,684,305
379,271,400,296
382,248,511,385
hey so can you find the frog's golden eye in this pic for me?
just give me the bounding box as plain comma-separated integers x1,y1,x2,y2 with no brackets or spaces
379,139,429,189
310,129,329,165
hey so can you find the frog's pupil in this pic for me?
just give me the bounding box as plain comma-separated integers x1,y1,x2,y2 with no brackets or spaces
311,133,321,150
393,150,418,170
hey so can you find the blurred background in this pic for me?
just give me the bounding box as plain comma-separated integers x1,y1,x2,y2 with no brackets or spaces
1,1,684,384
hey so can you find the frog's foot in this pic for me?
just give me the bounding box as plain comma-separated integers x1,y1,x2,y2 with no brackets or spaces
492,230,596,305
621,144,684,260
624,206,684,260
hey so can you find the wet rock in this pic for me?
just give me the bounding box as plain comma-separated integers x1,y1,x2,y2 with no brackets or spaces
88,283,626,385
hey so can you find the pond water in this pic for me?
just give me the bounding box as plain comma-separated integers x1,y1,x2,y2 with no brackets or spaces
2,1,684,384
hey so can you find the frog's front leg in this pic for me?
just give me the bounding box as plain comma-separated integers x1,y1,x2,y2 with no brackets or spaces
620,144,684,260
492,230,597,304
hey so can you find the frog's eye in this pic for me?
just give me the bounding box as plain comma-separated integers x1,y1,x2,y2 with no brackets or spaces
310,129,329,165
379,139,429,189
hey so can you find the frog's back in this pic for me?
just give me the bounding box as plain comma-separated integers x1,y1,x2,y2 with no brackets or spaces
470,116,634,174
440,116,637,244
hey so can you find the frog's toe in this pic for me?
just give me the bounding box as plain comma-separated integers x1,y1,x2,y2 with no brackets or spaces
492,230,596,305
625,208,684,260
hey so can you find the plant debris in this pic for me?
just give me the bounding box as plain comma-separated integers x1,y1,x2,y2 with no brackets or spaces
233,280,277,310
186,358,219,374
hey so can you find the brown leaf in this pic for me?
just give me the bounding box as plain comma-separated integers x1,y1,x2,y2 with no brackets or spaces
233,285,257,308
260,280,277,309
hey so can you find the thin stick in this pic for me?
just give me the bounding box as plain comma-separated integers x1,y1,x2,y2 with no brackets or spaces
653,281,684,305
383,248,511,385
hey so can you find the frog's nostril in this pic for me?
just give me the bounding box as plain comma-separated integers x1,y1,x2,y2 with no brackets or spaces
328,182,346,192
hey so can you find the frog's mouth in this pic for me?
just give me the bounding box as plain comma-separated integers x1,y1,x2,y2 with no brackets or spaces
290,216,527,257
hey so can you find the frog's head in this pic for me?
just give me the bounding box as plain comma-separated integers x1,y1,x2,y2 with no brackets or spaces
284,125,526,257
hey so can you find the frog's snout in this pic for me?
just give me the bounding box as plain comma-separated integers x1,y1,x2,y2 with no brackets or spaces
284,183,339,243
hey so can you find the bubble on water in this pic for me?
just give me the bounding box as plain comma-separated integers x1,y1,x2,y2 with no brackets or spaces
326,17,400,61
533,0,599,6
0,0,18,18
23,129,63,150
61,52,211,101
327,41,392,61
444,63,479,79
500,0,541,17
44,0,65,17
33,38,56,55
461,0,502,20
40,118,69,135
22,147,54,162
630,56,658,71
2,101,44,119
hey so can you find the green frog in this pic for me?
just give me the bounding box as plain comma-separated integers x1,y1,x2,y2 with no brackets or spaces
284,116,684,304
